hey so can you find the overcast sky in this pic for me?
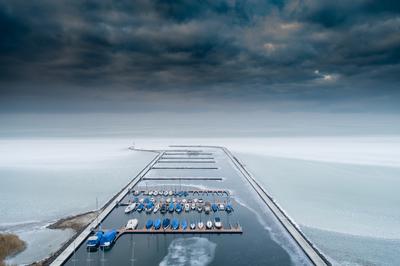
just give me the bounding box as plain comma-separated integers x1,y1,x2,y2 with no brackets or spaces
0,0,399,113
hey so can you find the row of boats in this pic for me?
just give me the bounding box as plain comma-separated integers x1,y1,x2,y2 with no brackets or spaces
132,190,228,197
124,199,234,214
125,217,223,231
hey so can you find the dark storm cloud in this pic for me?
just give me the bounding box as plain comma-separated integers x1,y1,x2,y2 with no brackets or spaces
0,0,399,111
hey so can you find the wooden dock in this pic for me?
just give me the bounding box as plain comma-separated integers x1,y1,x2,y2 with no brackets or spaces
142,176,222,181
152,166,219,170
115,225,242,239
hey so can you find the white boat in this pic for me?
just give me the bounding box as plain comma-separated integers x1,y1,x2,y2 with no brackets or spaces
153,203,160,213
182,199,187,203
166,197,171,203
190,222,196,230
124,203,136,214
198,198,203,203
139,198,144,203
149,191,154,196
218,204,225,211
193,198,198,203
184,203,190,212
206,220,213,229
126,219,138,230
150,197,155,202
214,217,222,229
172,197,176,203
163,191,168,196
191,203,196,210
153,190,158,196
168,191,173,196
198,222,204,229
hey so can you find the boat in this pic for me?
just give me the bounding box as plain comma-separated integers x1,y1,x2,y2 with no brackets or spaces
150,197,155,202
184,203,190,212
191,203,196,210
86,231,103,250
163,191,168,197
145,219,153,229
154,219,161,230
190,221,196,230
204,203,211,214
153,203,160,213
162,218,171,229
211,203,218,212
181,220,188,230
197,221,204,229
172,197,176,203
168,190,173,196
149,191,154,196
166,197,171,203
183,191,189,197
124,203,136,214
160,203,167,214
145,202,154,213
206,220,213,229
198,198,203,203
126,219,138,230
137,203,144,212
178,191,184,197
218,203,225,211
225,204,234,213
214,217,222,229
132,197,139,203
193,198,198,203
100,230,117,250
133,190,140,196
171,218,179,230
182,199,187,203
168,203,174,213
175,203,183,213
197,205,203,213
144,198,150,204
139,198,144,203
154,190,158,196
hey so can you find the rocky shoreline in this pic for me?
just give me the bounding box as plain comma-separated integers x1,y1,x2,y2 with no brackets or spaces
26,211,99,266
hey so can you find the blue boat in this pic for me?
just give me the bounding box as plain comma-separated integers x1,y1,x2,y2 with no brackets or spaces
183,191,188,197
100,230,117,250
181,220,188,230
144,197,150,204
225,204,234,213
178,191,184,197
154,219,161,230
211,203,218,212
146,219,153,229
162,218,171,229
175,203,183,213
86,231,103,250
133,197,139,203
137,203,144,212
172,218,179,230
168,203,174,213
160,203,167,214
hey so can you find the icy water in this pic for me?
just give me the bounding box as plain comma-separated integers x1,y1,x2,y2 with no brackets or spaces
1,136,399,265
0,138,156,265
63,147,312,266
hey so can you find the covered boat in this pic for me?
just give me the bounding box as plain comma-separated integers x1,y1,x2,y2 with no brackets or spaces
214,217,222,229
172,218,179,230
145,219,153,229
154,219,161,230
181,220,188,230
86,231,103,250
100,230,117,250
162,218,171,229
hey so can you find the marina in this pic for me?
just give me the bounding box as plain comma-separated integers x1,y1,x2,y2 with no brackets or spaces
53,146,329,266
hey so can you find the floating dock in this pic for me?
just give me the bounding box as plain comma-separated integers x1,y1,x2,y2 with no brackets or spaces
114,225,242,239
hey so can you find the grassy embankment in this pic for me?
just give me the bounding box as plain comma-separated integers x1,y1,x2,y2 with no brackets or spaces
0,233,26,266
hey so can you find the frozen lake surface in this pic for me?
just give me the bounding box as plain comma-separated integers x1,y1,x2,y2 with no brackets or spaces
1,136,399,265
